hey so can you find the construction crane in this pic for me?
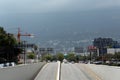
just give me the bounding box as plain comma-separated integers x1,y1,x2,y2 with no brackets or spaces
17,28,34,43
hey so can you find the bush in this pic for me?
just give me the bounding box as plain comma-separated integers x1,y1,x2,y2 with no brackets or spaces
27,53,36,59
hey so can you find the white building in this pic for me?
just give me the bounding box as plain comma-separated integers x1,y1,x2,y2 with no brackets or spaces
107,48,120,54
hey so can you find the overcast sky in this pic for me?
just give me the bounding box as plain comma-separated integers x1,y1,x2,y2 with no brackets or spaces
0,0,120,13
0,0,120,41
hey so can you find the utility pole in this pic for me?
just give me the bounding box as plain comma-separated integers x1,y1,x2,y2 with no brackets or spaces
23,41,27,64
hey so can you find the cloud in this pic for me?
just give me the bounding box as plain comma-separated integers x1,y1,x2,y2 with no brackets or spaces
0,0,69,13
0,0,120,14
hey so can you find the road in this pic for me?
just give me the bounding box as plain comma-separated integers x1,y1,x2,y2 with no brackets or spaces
34,62,102,80
34,62,58,80
87,64,120,80
61,63,96,80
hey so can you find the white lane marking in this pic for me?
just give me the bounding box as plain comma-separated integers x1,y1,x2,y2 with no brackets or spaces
56,61,60,80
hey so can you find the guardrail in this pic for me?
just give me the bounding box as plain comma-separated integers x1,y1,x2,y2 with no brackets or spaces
0,62,45,80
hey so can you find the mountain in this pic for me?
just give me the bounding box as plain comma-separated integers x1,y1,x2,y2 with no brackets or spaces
2,9,120,44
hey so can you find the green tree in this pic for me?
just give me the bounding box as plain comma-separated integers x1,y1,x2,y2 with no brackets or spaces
27,52,36,59
51,55,57,61
76,55,86,61
0,27,17,46
114,52,120,60
75,55,80,62
56,53,64,62
66,53,76,62
0,27,20,63
42,54,52,61
103,54,113,61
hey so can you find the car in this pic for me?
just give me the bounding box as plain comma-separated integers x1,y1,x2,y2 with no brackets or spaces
0,64,4,68
0,62,15,68
93,61,102,64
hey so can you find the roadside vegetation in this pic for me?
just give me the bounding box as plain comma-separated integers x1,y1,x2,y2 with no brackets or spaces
86,52,120,66
0,27,21,63
27,52,36,59
41,52,90,63
41,51,120,66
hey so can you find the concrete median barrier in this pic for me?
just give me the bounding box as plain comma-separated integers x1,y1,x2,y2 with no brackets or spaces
0,62,46,80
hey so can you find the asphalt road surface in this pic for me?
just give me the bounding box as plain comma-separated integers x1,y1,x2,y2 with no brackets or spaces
61,63,96,80
35,62,101,80
34,62,58,80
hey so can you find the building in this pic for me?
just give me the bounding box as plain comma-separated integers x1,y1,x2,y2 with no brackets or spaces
87,45,98,56
107,48,120,55
97,48,107,56
93,37,120,56
74,47,84,56
93,37,118,48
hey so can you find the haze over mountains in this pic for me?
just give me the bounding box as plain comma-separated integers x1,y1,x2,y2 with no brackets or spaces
2,10,120,42
0,0,120,46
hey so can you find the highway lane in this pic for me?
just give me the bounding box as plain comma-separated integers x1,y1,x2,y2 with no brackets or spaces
61,63,95,80
34,62,58,80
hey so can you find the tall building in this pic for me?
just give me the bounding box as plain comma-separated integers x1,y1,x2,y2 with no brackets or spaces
93,37,119,56
93,38,116,48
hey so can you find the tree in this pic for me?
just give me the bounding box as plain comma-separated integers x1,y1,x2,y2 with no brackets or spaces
66,53,76,62
0,27,19,63
27,52,36,59
51,55,57,61
75,55,80,62
42,54,52,61
103,54,113,61
56,53,64,62
0,27,17,46
76,55,86,61
114,52,120,61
